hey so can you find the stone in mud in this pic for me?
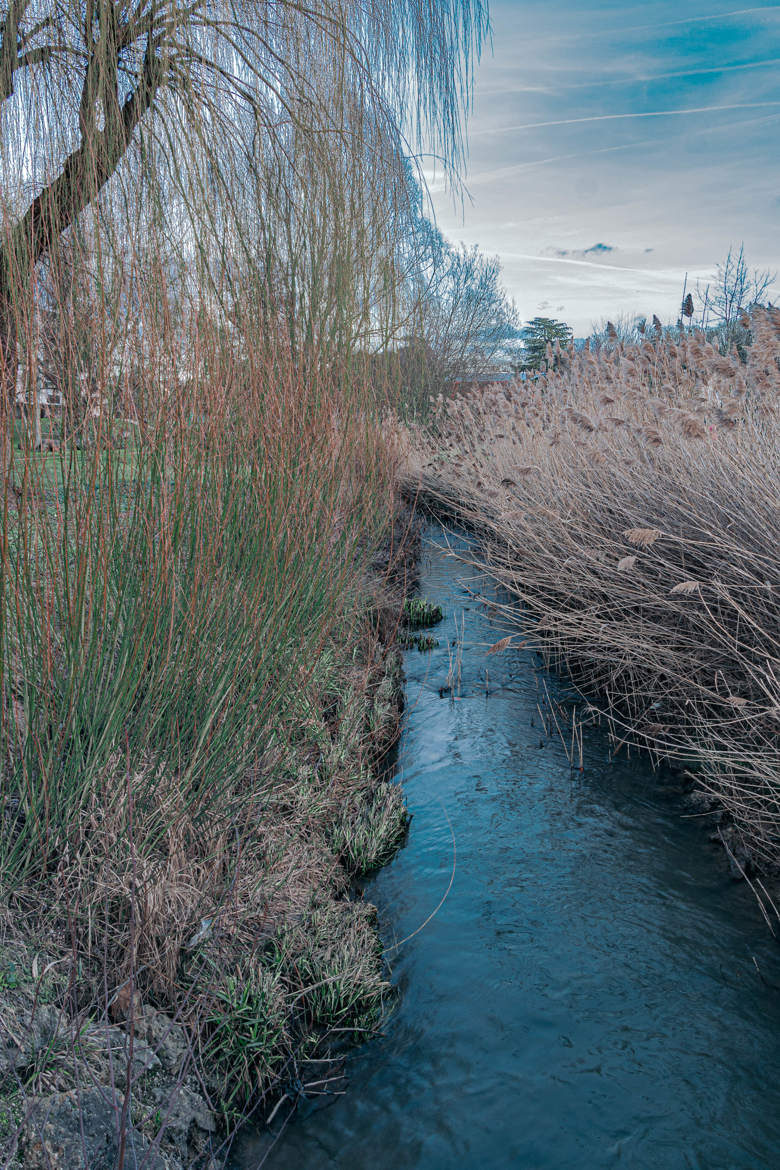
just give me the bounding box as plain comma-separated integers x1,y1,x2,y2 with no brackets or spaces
684,788,720,813
19,1087,165,1169
136,1006,190,1074
0,1002,61,1079
148,1080,217,1163
102,1025,161,1078
103,1010,216,1164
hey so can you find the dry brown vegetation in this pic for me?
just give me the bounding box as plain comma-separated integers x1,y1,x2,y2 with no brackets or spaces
0,320,419,1163
406,308,780,881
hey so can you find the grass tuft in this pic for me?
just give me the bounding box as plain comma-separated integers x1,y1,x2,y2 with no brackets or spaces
402,598,444,629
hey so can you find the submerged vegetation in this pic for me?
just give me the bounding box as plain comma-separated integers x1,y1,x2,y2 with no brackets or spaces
406,308,780,888
402,598,445,630
398,633,441,653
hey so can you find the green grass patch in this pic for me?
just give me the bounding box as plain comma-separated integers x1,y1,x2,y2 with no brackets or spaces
402,597,443,629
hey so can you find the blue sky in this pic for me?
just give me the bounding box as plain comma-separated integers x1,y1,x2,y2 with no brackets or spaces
429,2,780,334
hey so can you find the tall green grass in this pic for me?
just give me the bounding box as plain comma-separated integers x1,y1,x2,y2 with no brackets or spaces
0,304,418,1167
0,314,405,1012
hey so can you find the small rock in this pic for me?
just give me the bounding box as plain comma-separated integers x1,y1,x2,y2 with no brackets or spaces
0,1002,61,1078
102,1025,161,1078
136,1006,189,1074
151,1080,216,1159
130,1079,217,1168
19,1087,166,1169
684,789,719,813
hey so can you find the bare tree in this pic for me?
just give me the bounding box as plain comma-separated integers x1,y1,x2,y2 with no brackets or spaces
697,243,776,329
402,223,519,391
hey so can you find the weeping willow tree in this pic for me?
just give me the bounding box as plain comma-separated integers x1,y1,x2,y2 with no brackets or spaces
0,0,489,450
181,45,429,364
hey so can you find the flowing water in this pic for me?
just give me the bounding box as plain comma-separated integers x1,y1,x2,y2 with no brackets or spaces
234,524,780,1170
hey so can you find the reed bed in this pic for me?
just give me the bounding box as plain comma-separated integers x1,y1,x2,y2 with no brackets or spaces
406,309,780,878
0,318,414,1161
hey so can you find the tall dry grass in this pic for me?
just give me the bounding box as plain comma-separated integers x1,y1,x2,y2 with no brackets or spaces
0,0,489,1152
0,267,414,1159
407,309,780,877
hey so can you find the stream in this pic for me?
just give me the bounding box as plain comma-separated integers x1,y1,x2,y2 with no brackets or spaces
235,523,780,1169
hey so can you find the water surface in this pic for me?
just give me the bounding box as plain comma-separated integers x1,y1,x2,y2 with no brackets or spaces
236,524,780,1170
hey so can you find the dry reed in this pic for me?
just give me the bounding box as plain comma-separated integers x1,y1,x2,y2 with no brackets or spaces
406,309,780,873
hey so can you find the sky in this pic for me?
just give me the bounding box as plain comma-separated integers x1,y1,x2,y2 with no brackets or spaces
428,1,780,335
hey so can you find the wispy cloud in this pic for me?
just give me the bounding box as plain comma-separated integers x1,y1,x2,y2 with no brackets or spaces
431,1,780,333
465,139,655,187
500,252,687,279
567,56,780,88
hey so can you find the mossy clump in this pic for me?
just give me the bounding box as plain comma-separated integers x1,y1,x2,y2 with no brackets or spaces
330,780,409,875
367,649,404,744
0,1092,23,1144
0,943,67,1006
402,597,443,629
201,958,290,1121
282,902,389,1033
398,633,440,652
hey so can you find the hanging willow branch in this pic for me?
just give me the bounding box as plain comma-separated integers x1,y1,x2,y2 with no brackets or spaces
0,0,489,411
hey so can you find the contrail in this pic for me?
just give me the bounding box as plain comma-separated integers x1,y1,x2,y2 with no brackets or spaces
501,253,696,281
471,102,780,137
569,57,780,88
466,139,656,186
606,6,780,34
466,108,780,186
562,7,780,40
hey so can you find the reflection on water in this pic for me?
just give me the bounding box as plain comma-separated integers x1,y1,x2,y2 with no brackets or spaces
234,525,780,1170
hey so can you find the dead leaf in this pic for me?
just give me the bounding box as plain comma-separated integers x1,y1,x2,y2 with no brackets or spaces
487,635,521,655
